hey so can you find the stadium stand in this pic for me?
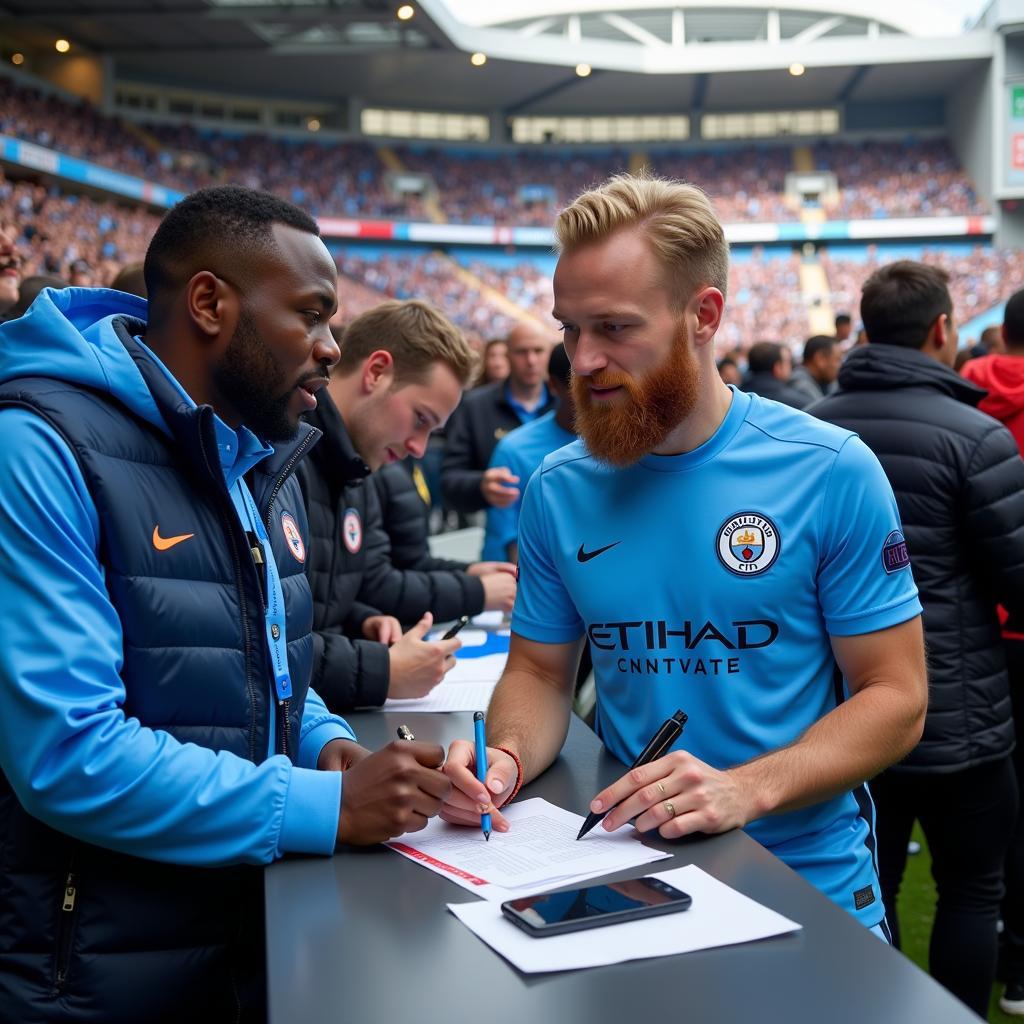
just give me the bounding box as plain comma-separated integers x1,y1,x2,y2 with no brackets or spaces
0,75,990,227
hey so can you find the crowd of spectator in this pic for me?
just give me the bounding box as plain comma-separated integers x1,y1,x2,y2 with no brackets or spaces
0,75,987,227
0,171,158,284
815,138,986,220
336,250,522,341
820,245,1024,330
718,250,810,352
4,164,1016,353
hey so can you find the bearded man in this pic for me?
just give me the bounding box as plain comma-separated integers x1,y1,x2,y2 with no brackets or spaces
439,173,928,937
0,186,450,1022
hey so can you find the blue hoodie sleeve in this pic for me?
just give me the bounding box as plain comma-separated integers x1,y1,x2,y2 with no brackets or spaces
0,408,342,865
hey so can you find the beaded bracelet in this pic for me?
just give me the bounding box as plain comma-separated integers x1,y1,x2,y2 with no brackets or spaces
494,745,524,804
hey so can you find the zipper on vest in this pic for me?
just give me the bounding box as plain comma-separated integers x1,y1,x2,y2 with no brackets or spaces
199,440,259,762
263,431,317,528
261,430,316,762
53,858,80,994
279,697,292,759
246,531,268,606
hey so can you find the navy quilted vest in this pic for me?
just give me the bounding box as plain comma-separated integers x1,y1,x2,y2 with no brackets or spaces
0,319,319,1023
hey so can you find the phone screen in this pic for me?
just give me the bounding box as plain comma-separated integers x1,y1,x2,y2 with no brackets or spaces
503,877,691,935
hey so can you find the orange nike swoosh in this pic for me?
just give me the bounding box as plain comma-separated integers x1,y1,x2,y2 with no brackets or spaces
152,525,195,551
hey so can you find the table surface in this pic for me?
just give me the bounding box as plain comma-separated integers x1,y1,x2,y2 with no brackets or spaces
266,711,982,1024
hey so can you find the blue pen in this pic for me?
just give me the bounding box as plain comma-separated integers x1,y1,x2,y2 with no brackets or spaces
473,711,492,841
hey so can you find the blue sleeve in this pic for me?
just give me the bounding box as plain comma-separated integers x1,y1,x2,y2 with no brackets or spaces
817,435,922,636
298,686,356,769
509,465,585,643
481,435,521,561
0,410,340,865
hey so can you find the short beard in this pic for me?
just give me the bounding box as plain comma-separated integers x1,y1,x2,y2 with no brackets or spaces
213,308,296,442
571,322,700,467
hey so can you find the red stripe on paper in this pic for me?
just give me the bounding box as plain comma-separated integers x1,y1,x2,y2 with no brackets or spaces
388,843,489,885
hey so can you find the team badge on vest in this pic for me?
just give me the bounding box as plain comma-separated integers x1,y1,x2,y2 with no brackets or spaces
716,512,780,576
342,507,362,554
881,529,910,574
280,511,306,563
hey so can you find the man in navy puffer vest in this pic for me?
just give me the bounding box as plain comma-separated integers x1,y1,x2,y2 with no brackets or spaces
0,186,450,1023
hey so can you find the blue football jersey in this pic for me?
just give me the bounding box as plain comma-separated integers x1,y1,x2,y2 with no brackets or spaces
483,410,576,562
512,386,922,926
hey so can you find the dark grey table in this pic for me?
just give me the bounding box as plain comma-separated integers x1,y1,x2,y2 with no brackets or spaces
266,712,981,1024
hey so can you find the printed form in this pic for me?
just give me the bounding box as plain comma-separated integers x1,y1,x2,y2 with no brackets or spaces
387,797,670,901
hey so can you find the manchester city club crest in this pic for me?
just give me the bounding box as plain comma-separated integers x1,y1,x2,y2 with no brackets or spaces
342,507,362,554
280,511,306,563
716,511,780,576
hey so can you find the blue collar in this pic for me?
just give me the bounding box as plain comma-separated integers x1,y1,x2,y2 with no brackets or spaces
505,381,550,424
134,337,274,489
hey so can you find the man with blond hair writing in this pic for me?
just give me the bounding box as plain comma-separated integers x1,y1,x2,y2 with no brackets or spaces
440,173,927,936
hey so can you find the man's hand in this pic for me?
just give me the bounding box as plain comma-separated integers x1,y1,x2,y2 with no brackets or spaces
439,739,516,833
387,612,461,699
336,741,451,845
362,614,402,645
480,467,520,508
466,561,517,578
317,738,371,773
592,751,755,840
480,571,516,613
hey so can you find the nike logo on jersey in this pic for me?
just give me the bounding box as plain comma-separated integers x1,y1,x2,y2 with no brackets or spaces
152,525,195,551
577,541,620,563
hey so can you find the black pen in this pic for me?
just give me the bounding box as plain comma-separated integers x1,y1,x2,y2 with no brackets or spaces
576,709,688,840
440,615,469,641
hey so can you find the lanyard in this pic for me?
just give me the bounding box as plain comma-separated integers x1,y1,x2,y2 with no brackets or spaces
229,479,292,704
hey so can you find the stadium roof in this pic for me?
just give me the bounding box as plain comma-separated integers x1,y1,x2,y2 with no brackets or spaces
452,1,972,39
0,0,995,116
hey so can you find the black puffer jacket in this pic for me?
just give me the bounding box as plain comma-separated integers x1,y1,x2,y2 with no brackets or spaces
298,392,390,711
441,381,556,513
299,394,489,710
812,344,1024,772
742,370,812,410
372,461,479,575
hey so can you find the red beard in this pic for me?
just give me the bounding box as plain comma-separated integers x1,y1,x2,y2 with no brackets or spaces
571,323,700,467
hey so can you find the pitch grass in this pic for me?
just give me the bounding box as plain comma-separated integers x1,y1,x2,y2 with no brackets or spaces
896,824,1014,1022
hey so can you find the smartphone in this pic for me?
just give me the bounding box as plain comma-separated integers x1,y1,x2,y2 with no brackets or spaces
500,876,691,937
440,615,469,641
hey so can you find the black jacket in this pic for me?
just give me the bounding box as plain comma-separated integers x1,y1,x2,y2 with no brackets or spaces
742,370,812,410
299,394,487,711
373,461,479,575
812,344,1024,773
441,381,556,513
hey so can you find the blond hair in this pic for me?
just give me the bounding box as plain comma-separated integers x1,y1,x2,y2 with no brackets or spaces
336,299,478,387
554,172,729,307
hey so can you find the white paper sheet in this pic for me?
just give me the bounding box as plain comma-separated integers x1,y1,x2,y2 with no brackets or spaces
387,798,670,900
448,863,801,973
384,622,509,714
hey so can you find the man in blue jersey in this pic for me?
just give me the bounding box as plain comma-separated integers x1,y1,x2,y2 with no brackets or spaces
481,343,576,563
441,173,927,932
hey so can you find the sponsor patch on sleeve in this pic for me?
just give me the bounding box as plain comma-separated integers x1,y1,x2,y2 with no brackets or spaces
881,530,910,574
853,885,876,910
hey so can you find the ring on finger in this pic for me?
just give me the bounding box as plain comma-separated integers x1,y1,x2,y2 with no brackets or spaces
656,781,666,796
664,800,676,818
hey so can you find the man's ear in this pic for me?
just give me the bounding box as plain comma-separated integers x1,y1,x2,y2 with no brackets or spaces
931,313,950,353
690,286,725,350
361,349,395,394
185,271,238,347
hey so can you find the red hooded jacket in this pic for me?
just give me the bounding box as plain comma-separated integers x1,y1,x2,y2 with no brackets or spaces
962,353,1024,454
962,352,1024,637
